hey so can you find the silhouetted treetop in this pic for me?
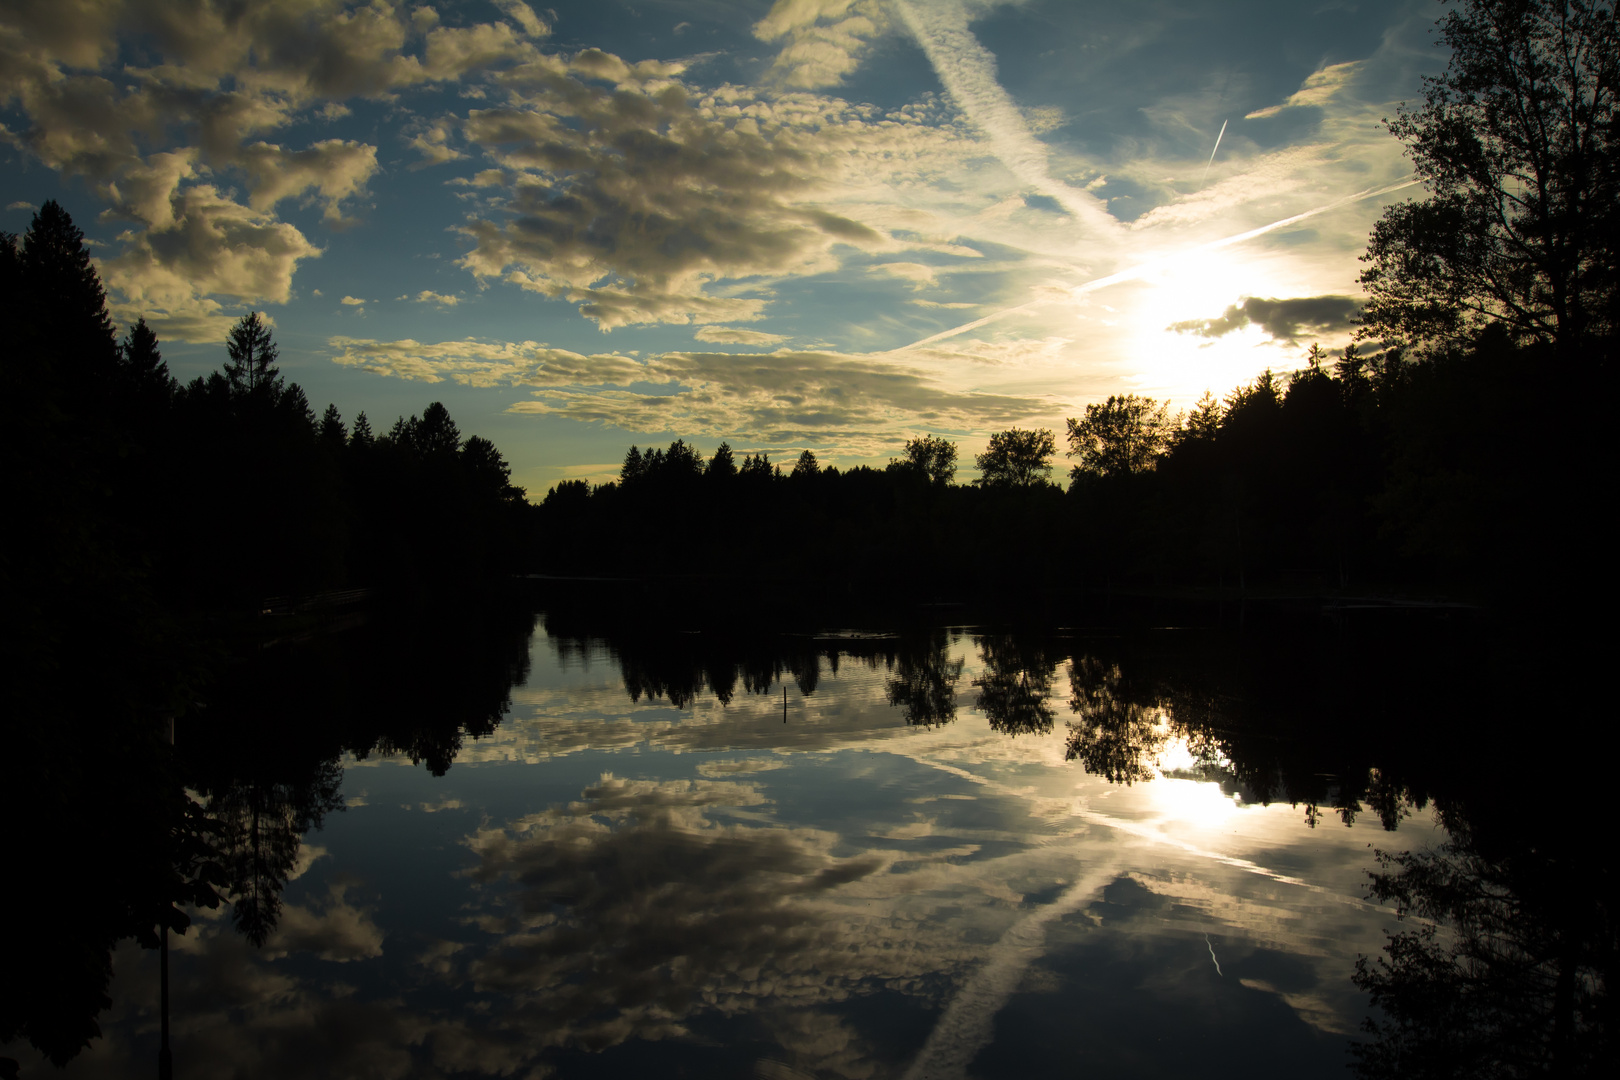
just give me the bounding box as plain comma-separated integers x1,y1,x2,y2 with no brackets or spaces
320,404,346,445
17,201,117,367
976,427,1056,487
1359,0,1620,363
1067,395,1174,481
224,312,281,400
119,318,172,399
903,433,958,486
708,441,737,480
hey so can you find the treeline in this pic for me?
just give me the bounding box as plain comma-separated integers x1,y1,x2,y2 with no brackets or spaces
4,200,534,619
537,330,1606,604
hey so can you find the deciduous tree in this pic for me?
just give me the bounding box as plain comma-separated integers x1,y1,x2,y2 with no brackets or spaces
1358,0,1620,363
1066,395,1175,481
975,427,1056,487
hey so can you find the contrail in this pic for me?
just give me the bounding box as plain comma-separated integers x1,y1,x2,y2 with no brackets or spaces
893,176,1421,352
902,860,1122,1080
1205,933,1224,976
891,0,1117,236
1201,119,1228,182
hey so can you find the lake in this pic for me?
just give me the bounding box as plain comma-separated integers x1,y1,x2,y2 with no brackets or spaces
4,590,1591,1078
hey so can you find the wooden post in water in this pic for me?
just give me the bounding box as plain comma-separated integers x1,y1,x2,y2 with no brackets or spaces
783,686,787,724
159,715,173,1080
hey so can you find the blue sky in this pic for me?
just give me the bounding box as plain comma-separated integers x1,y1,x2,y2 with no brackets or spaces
1,0,1445,493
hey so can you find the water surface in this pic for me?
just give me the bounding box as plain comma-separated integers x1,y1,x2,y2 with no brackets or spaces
13,607,1464,1078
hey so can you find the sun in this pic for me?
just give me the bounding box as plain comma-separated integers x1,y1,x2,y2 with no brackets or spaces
1113,247,1301,405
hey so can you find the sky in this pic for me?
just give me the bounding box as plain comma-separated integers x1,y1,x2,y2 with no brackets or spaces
0,0,1447,494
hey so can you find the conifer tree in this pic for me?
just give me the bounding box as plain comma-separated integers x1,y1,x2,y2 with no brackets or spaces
319,404,347,444
19,200,117,371
708,441,736,480
350,411,374,447
224,312,281,399
120,318,173,398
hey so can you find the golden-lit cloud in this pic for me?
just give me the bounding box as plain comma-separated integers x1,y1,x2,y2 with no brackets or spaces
753,0,893,90
694,325,790,346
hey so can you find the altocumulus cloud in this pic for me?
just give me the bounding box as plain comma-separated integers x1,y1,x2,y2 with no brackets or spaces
329,336,1053,453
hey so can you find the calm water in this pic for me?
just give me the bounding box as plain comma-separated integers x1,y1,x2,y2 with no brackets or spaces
7,604,1474,1078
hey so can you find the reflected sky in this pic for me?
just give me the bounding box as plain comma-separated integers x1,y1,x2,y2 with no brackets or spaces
21,620,1440,1079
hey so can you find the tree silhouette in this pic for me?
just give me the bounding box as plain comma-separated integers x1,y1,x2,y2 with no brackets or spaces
119,318,173,399
792,449,820,478
416,401,461,455
319,403,347,445
904,433,958,486
972,634,1057,736
223,312,281,399
1353,813,1613,1078
885,633,964,726
1358,0,1620,363
1065,655,1169,784
1066,394,1175,480
708,441,737,480
18,200,117,372
976,427,1056,487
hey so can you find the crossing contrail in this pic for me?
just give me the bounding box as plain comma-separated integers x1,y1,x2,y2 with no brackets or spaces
893,176,1420,352
1201,119,1228,182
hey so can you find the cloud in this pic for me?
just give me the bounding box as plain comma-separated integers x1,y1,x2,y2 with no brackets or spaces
694,326,789,346
328,336,1055,450
405,115,465,166
105,183,321,341
411,289,461,306
263,882,385,963
453,774,887,1052
236,138,378,220
753,0,892,90
329,336,643,388
340,295,366,306
492,0,550,39
868,261,939,290
1167,295,1362,344
7,200,37,211
452,70,891,329
1245,61,1364,119
0,0,549,339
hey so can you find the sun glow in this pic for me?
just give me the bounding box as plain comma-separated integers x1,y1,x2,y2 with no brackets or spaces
1149,735,1242,828
1117,247,1299,405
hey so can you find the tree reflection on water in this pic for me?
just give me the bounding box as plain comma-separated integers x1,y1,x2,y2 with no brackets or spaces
6,602,1613,1078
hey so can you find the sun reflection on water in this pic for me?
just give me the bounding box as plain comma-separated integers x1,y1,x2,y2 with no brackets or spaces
1149,734,1242,828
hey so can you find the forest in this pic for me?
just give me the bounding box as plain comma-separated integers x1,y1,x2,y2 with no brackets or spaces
535,326,1604,609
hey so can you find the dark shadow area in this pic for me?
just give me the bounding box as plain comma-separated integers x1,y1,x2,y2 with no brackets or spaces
0,596,537,1069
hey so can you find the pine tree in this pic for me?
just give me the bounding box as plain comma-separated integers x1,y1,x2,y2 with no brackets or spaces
120,318,173,398
224,312,282,400
350,411,374,447
707,441,736,480
20,200,117,372
319,404,346,444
